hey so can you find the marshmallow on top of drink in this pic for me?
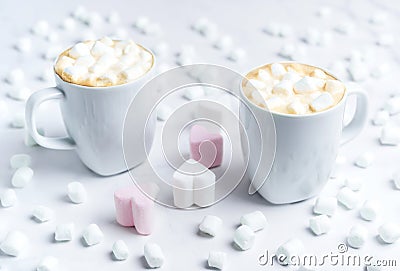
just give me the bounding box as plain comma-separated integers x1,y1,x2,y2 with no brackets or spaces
243,63,345,115
54,37,153,87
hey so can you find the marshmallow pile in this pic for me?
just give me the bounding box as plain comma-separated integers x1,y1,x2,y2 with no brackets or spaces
54,37,153,87
244,63,345,115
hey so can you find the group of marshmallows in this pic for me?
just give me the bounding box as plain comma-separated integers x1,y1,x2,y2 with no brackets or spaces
243,63,345,115
54,37,153,87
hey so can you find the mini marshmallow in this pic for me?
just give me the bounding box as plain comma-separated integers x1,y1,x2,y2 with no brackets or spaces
372,110,389,126
371,63,391,78
11,166,34,188
337,187,359,209
144,243,165,268
121,66,144,81
347,225,368,248
157,105,173,121
325,79,345,94
10,154,31,169
360,200,380,221
7,86,31,101
263,22,281,36
84,11,103,27
334,22,355,35
152,42,169,57
32,205,53,223
246,79,267,91
393,170,400,189
83,224,104,246
376,33,394,46
5,68,24,85
312,69,327,79
302,28,322,46
112,240,129,260
62,65,88,82
90,41,111,57
313,196,337,216
0,189,17,208
270,63,286,78
273,80,294,95
0,231,28,257
31,20,49,36
69,42,90,58
240,211,267,232
46,31,59,43
208,251,227,270
67,182,87,204
60,17,76,31
369,12,388,25
276,238,305,265
134,16,150,30
75,55,95,67
384,96,400,115
378,223,400,244
309,215,331,236
354,152,374,168
10,111,25,128
348,61,369,82
287,101,308,115
282,71,302,83
71,5,88,20
294,76,322,93
266,96,285,110
141,23,161,35
214,35,233,51
257,69,271,82
380,124,400,145
317,6,331,17
344,177,363,191
37,256,59,271
310,93,334,112
39,67,54,82
233,225,255,251
278,44,296,60
183,86,205,100
55,223,74,241
199,215,223,237
15,37,31,53
43,47,62,61
106,11,120,25
227,48,246,62
199,22,218,40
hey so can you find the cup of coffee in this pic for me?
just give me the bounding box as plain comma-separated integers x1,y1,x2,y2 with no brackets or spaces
240,62,368,204
25,37,156,176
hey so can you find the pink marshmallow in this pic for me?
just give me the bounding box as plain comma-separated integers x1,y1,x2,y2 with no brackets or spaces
190,125,223,168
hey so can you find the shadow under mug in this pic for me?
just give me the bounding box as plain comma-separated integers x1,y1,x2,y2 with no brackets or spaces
25,55,157,176
240,62,368,204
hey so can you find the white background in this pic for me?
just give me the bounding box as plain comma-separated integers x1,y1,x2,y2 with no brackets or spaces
0,0,400,270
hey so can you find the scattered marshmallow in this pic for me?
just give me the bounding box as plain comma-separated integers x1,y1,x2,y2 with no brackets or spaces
141,23,161,35
106,11,120,25
347,225,368,248
32,205,53,223
316,6,331,17
36,256,59,271
45,31,59,43
276,238,304,265
7,86,31,101
112,240,129,261
263,22,292,37
348,61,369,82
313,196,337,216
227,48,246,62
10,111,25,128
371,63,391,79
67,182,87,204
372,110,389,126
354,152,374,168
344,177,363,191
376,33,394,46
334,22,355,35
378,223,400,244
157,105,173,121
310,93,334,112
337,187,360,209
83,224,104,246
54,223,74,241
11,167,34,188
208,251,227,270
360,200,380,221
152,42,169,57
10,154,31,169
0,189,17,208
309,215,331,236
60,17,76,31
240,211,267,232
199,215,223,237
384,96,400,115
31,20,49,36
380,124,400,145
214,35,233,51
369,12,388,25
43,46,63,61
0,230,28,257
393,170,400,189
134,16,150,31
233,225,255,251
5,68,24,85
14,37,32,53
144,243,165,268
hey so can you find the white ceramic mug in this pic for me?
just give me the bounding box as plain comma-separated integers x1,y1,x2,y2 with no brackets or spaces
25,50,156,176
240,62,368,204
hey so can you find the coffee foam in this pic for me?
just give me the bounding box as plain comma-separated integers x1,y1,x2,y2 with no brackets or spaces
54,38,154,87
243,63,345,115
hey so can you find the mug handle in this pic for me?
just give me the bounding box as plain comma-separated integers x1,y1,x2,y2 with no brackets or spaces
340,89,368,145
25,87,76,150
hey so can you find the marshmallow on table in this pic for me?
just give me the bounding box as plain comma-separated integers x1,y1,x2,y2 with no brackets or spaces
10,111,25,128
54,223,74,241
60,17,76,31
344,177,363,191
376,33,394,46
233,225,255,251
347,225,368,248
199,215,222,237
313,196,337,216
309,215,331,236
372,110,389,126
15,37,31,53
0,189,17,207
11,167,34,188
393,171,400,189
144,243,165,268
83,224,104,246
10,154,31,169
5,68,24,85
32,205,53,223
208,251,227,270
378,223,400,244
354,152,374,168
7,86,31,101
360,200,380,221
380,124,400,145
0,231,28,257
214,35,233,51
337,187,359,209
112,240,129,261
276,238,304,265
190,124,223,168
240,211,267,232
67,182,87,204
384,96,400,115
37,256,59,271
227,48,246,62
31,20,49,36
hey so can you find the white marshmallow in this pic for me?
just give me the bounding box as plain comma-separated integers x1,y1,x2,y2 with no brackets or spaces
360,200,380,221
240,211,267,232
287,100,308,115
369,12,388,25
270,63,286,78
112,240,129,260
144,243,165,268
293,77,322,93
310,92,334,112
278,44,296,60
60,17,76,31
45,31,59,43
337,187,360,209
106,11,120,25
39,68,54,82
378,223,400,244
142,23,161,35
384,96,400,115
56,55,75,71
199,22,218,40
257,69,271,82
0,231,28,257
84,12,102,27
273,80,294,95
11,166,34,188
309,215,331,235
334,22,355,35
214,35,233,51
15,37,32,53
63,65,88,82
31,20,49,36
325,79,345,94
376,33,394,46
193,167,215,208
354,152,374,168
199,215,223,237
233,225,255,251
67,182,87,204
266,96,285,110
157,105,173,121
71,6,88,20
98,72,118,85
344,177,363,191
366,263,383,271
311,69,327,79
192,17,209,32
372,110,389,126
10,111,25,128
55,223,74,241
380,124,400,145
152,42,169,57
317,6,331,17
263,22,281,36
37,256,59,271
10,154,31,169
32,205,53,223
276,238,304,265
7,86,31,101
134,16,150,30
121,65,144,81
99,36,114,47
246,79,267,91
0,189,17,208
75,55,95,67
69,42,90,58
348,61,369,82
5,68,24,85
347,225,368,248
393,170,400,189
313,196,337,216
227,48,246,62
83,224,104,246
208,251,227,270
282,71,302,83
303,28,322,46
90,41,111,57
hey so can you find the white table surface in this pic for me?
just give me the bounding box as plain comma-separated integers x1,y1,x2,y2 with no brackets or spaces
1,0,400,270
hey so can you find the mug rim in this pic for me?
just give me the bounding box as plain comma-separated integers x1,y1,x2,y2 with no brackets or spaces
53,42,156,91
241,61,348,118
